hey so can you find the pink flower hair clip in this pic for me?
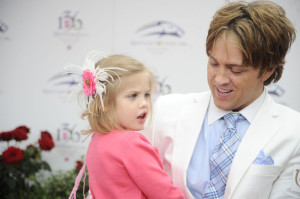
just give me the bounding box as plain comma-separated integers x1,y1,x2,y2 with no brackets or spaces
82,69,96,96
65,50,126,112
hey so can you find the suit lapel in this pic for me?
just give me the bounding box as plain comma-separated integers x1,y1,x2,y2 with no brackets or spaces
225,94,282,198
171,92,211,187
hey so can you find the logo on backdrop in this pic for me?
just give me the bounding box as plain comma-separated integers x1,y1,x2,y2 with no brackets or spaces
44,70,172,98
53,10,88,50
154,75,172,97
267,84,287,106
0,20,10,41
267,84,285,97
136,21,184,38
54,123,88,163
131,20,188,51
43,71,80,96
55,123,82,145
0,20,8,33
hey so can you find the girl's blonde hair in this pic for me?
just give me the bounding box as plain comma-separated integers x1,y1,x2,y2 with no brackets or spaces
81,54,154,134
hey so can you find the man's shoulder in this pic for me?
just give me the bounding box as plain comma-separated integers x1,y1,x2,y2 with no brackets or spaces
276,103,300,117
264,94,300,131
266,93,300,119
275,103,300,127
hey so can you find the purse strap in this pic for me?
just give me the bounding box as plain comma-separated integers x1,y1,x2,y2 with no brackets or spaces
69,160,91,199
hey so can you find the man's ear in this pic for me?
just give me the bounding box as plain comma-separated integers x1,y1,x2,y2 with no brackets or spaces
262,67,276,81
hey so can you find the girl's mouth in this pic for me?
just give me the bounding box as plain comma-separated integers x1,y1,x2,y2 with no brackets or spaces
137,112,147,119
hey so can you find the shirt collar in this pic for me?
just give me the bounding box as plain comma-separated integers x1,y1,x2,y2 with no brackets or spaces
208,88,266,125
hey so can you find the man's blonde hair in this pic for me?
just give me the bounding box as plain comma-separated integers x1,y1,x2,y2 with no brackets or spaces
206,0,296,85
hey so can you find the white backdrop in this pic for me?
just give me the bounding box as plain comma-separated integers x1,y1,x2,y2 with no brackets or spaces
0,0,299,171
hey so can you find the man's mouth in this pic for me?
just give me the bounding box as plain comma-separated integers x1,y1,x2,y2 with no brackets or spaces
217,87,232,94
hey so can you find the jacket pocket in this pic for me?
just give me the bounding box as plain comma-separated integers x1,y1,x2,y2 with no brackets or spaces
231,164,282,199
249,164,282,177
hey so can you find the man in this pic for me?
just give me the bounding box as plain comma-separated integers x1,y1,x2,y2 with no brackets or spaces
144,1,300,198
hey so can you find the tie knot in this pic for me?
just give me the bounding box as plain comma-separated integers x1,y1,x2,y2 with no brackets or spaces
224,112,240,129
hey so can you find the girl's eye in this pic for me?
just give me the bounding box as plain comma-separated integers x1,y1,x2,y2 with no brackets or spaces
129,94,137,99
145,93,150,98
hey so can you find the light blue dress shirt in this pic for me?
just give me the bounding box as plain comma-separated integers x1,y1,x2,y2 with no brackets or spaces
186,90,266,199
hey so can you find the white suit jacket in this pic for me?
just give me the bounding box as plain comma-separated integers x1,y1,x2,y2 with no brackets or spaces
143,91,300,199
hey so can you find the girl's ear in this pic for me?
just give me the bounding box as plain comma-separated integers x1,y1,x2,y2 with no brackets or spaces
98,106,106,114
102,104,108,113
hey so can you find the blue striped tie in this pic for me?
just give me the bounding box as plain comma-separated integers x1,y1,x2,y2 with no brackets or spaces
203,112,240,199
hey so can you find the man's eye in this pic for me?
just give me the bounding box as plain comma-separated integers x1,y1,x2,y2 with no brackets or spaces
232,69,243,74
210,62,218,66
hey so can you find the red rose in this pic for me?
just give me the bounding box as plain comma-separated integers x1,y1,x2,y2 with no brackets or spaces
0,131,14,141
12,129,28,141
41,131,52,139
75,160,83,171
15,125,30,134
38,137,54,151
2,146,24,164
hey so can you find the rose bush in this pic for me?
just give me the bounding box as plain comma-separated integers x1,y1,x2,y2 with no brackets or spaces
0,125,55,199
27,158,89,199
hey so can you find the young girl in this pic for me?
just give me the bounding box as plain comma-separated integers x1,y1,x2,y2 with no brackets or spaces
67,51,185,199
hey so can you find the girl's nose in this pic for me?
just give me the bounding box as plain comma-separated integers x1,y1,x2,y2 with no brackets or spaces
140,96,148,108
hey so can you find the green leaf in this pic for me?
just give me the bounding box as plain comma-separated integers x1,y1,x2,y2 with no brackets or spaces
6,177,16,189
41,161,51,171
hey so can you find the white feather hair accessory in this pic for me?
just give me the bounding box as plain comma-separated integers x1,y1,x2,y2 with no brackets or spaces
65,50,126,112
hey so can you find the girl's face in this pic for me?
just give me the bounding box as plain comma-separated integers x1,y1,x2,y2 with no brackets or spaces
115,71,152,131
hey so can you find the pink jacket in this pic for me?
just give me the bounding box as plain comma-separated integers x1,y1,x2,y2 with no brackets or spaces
86,129,185,199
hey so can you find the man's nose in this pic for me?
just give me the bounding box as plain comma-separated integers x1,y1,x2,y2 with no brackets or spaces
215,67,230,85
